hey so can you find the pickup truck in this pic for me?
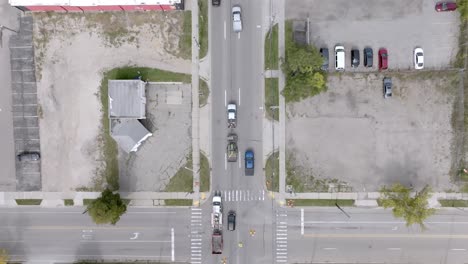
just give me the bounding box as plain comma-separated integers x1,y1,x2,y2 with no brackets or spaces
227,134,238,162
227,103,237,128
245,150,254,176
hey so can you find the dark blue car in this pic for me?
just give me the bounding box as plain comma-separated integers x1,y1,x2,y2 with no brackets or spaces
245,150,254,176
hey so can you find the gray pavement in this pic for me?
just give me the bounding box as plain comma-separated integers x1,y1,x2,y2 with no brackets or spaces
0,1,20,191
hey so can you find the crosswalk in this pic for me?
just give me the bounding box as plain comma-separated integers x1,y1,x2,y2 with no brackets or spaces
190,208,203,264
275,208,288,263
219,189,265,202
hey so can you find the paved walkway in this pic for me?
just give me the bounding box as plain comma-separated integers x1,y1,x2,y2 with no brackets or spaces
277,0,286,203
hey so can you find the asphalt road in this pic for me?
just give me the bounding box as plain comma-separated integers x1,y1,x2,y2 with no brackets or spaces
0,207,190,263
209,0,271,263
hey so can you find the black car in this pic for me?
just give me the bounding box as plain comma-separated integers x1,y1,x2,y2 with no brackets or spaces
17,151,40,162
228,211,236,231
364,47,373,67
351,49,360,67
212,0,220,6
319,48,329,71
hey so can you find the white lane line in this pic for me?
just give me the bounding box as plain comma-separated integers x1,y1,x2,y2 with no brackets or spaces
238,32,240,39
387,248,401,251
323,248,336,250
262,190,265,200
276,237,287,240
238,156,241,168
224,21,226,40
236,190,239,201
247,190,250,200
224,153,227,170
276,252,287,255
451,248,467,251
301,208,304,235
277,248,287,251
238,88,241,105
279,222,287,225
224,89,227,106
171,228,174,261
228,191,231,201
224,190,227,201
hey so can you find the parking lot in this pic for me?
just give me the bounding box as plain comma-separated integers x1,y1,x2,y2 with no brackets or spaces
286,72,459,191
33,12,191,191
286,0,460,70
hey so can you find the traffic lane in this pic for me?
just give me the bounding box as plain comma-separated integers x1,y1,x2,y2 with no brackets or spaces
0,207,188,227
287,235,468,264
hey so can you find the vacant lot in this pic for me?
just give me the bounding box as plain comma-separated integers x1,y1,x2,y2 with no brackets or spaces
33,12,190,191
286,72,459,192
286,0,460,70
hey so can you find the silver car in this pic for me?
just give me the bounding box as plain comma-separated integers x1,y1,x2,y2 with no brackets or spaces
232,6,242,32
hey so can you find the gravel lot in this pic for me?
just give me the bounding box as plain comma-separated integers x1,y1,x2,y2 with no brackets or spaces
286,0,460,70
286,72,459,191
33,12,190,191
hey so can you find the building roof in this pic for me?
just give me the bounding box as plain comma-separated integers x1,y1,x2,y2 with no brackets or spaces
109,79,146,119
111,119,152,152
9,0,179,6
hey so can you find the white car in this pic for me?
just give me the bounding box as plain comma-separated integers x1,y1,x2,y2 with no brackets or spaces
232,6,242,32
414,48,424,70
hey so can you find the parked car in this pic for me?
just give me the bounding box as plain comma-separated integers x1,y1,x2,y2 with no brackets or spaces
17,151,40,162
364,47,373,67
320,48,329,71
334,45,345,71
435,2,457,11
351,49,360,68
212,0,220,6
232,6,242,32
383,77,392,98
378,48,388,70
228,211,236,231
414,48,424,70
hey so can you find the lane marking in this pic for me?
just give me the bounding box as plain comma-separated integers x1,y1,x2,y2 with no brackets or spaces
224,89,227,106
301,209,304,235
130,232,139,240
224,21,226,40
323,248,336,250
238,88,241,105
303,234,468,239
451,248,467,251
238,155,241,168
305,221,468,224
387,248,401,251
224,153,227,170
238,33,240,39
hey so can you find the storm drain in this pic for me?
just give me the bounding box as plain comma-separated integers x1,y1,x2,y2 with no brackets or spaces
9,16,41,191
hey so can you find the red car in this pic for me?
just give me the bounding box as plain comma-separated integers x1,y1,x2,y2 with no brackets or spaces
435,2,457,12
378,48,388,70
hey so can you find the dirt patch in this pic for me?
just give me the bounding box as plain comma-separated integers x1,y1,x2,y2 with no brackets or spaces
286,71,459,192
33,12,190,191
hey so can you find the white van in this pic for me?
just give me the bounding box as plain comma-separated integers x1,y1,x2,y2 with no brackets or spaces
335,45,345,71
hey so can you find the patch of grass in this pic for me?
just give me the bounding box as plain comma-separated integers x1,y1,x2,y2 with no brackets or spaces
98,67,191,191
265,24,279,70
165,199,192,206
198,0,208,58
265,152,279,192
15,199,42,205
64,199,74,206
199,152,210,192
439,199,468,207
461,183,468,192
199,78,210,107
165,153,193,192
179,11,192,60
265,78,279,121
83,199,96,206
288,199,355,207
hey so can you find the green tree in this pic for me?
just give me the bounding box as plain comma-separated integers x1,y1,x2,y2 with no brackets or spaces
379,184,436,229
282,71,326,102
283,44,323,76
0,249,9,264
457,0,468,21
87,189,127,225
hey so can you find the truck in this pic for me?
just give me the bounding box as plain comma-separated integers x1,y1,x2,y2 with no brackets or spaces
212,229,223,254
227,103,237,128
211,191,223,254
227,133,238,162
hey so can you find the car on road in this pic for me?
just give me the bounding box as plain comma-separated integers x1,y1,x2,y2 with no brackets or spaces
17,151,40,162
212,0,220,6
435,2,457,11
227,103,236,128
351,49,360,68
227,211,236,231
383,77,392,98
335,45,345,71
232,6,242,32
320,48,329,71
245,150,254,176
414,48,424,70
364,47,373,67
378,48,388,70
227,134,238,162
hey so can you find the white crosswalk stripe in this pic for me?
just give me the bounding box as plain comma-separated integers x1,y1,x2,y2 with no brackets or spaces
190,208,204,264
275,209,288,264
219,189,266,202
